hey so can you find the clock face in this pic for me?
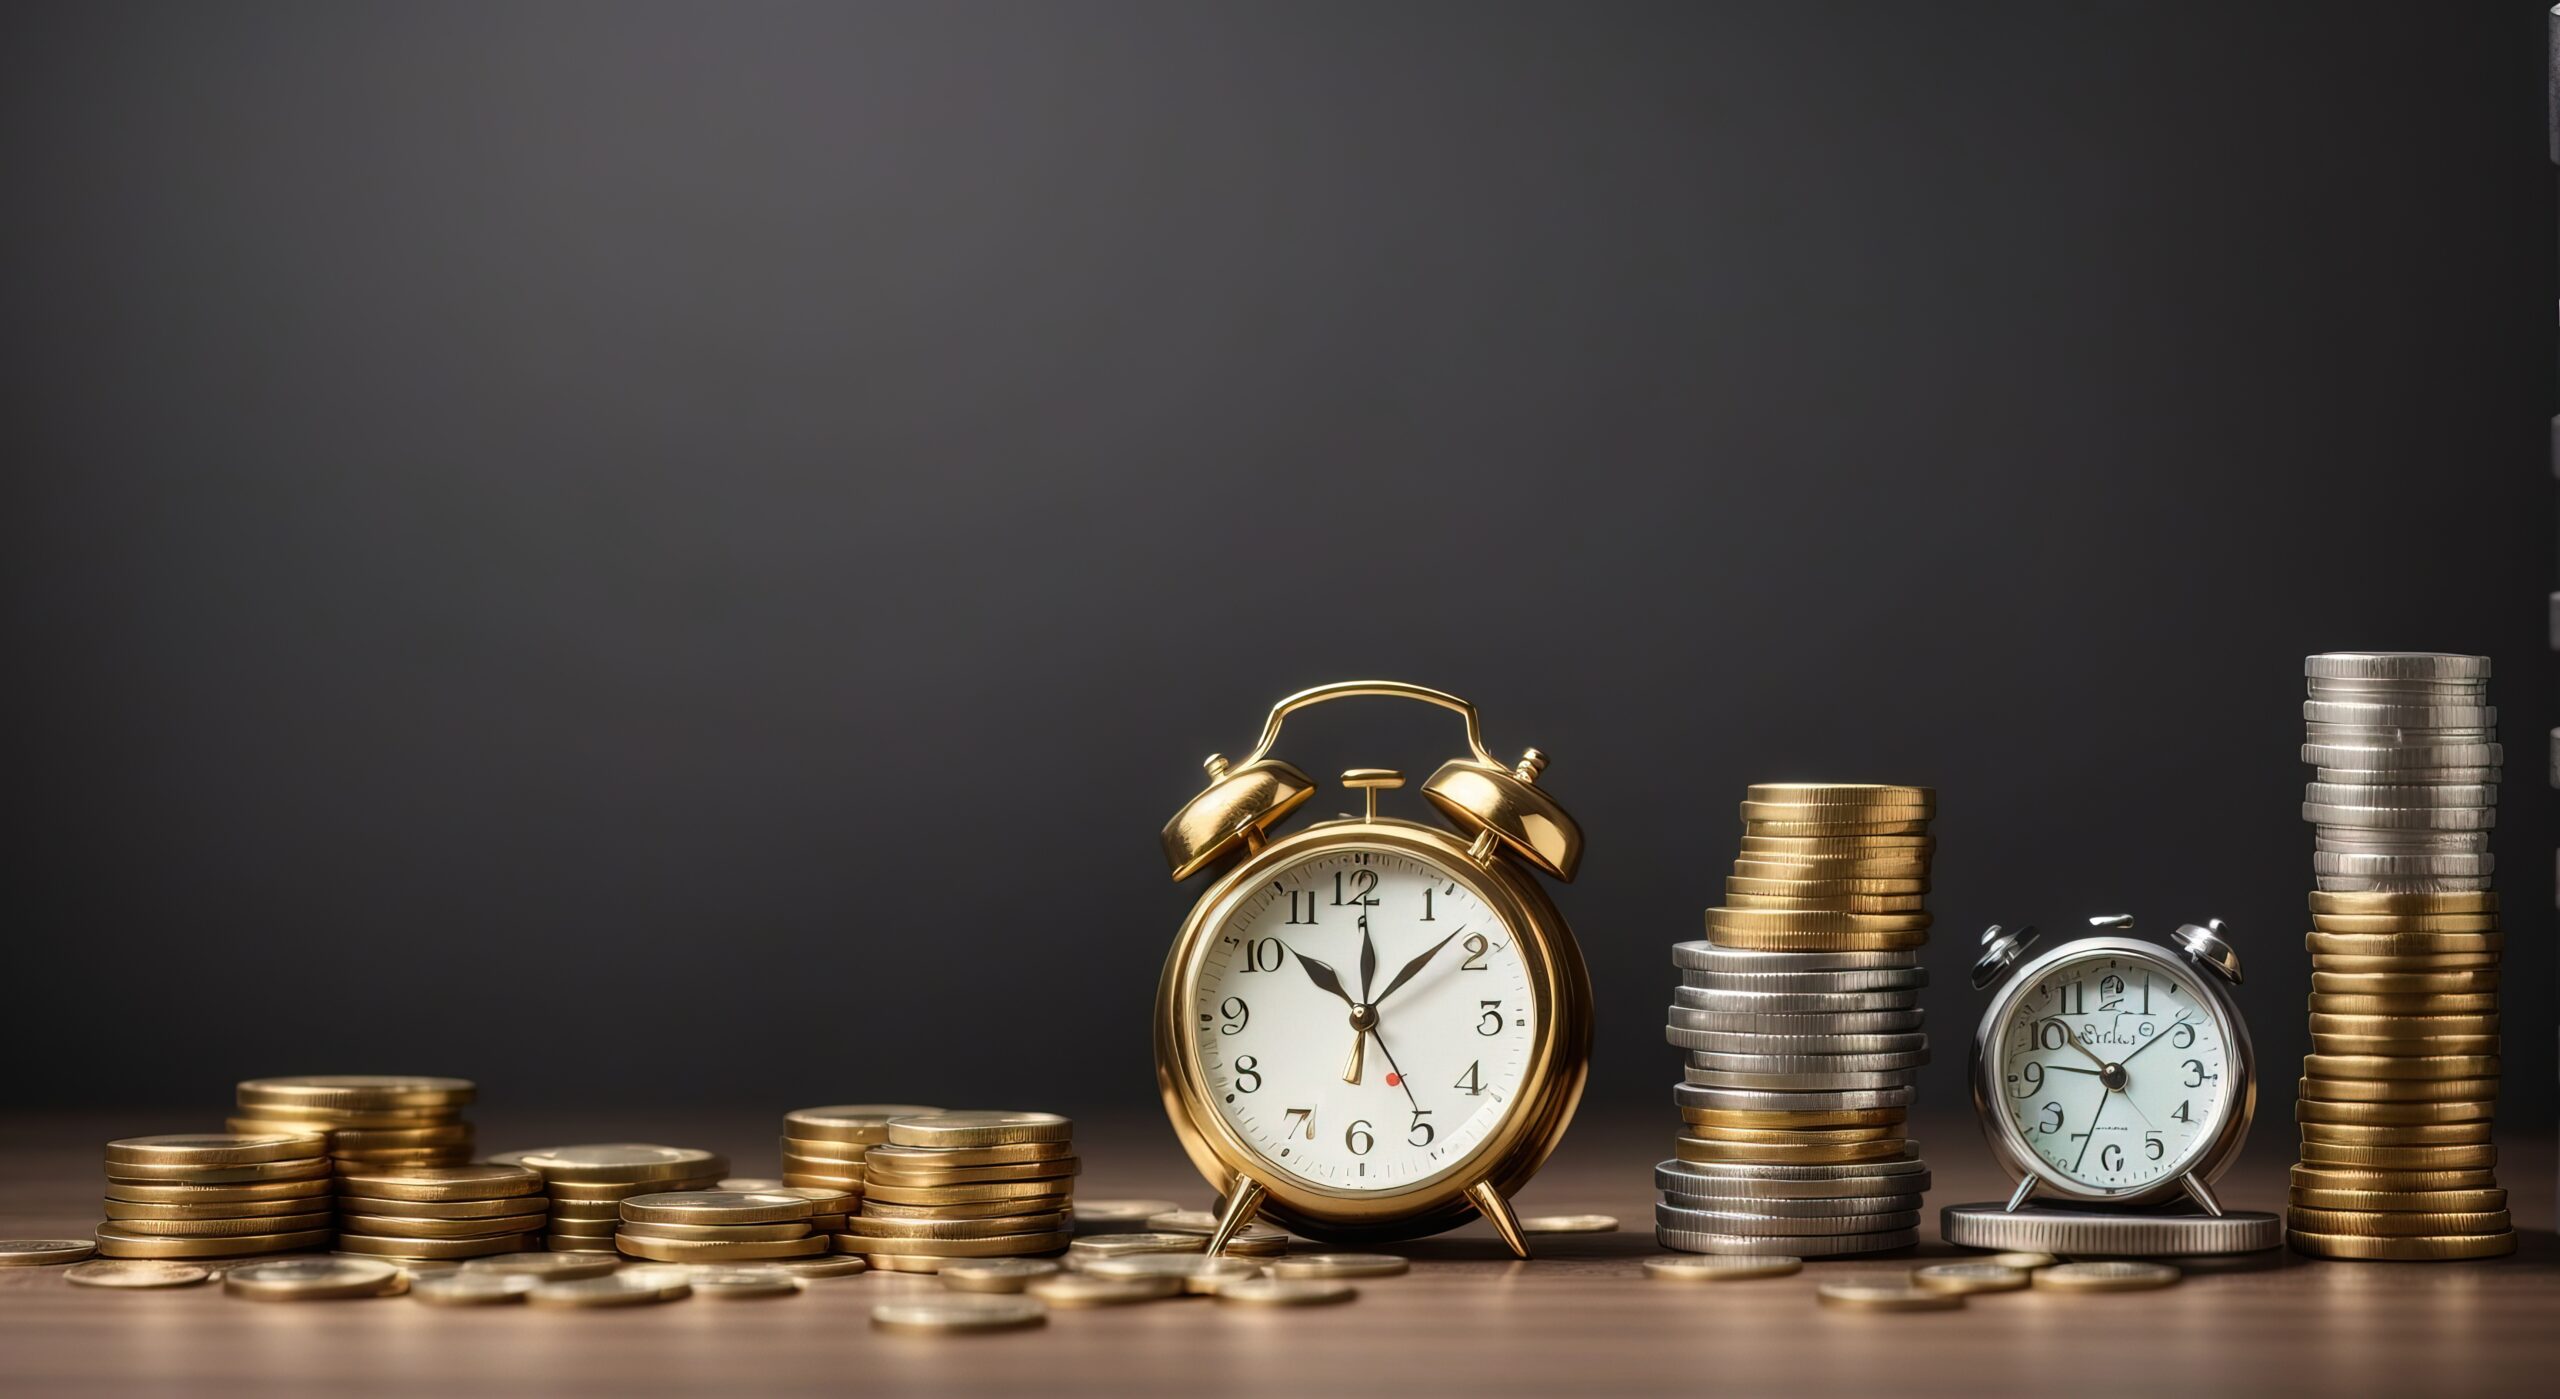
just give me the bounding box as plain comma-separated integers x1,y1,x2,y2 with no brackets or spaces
1992,950,2235,1195
1190,844,1535,1194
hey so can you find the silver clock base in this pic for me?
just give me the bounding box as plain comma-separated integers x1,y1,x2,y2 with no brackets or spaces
1941,1202,2283,1257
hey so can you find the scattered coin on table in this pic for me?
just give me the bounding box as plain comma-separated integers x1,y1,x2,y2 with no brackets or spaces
1519,1214,1618,1235
1642,1255,1802,1283
1080,1253,1261,1294
1267,1254,1409,1280
1027,1273,1182,1307
1911,1262,2029,1295
871,1295,1048,1334
1212,1278,1355,1308
63,1260,207,1289
410,1273,537,1306
1817,1278,1963,1312
0,1239,97,1267
2032,1261,2180,1293
223,1258,407,1302
938,1258,1062,1293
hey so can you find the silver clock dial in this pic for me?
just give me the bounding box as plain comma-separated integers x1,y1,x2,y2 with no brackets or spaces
1992,952,2232,1193
1192,847,1533,1193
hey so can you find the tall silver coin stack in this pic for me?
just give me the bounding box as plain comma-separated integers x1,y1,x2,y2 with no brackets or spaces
2300,653,2497,895
1655,784,1934,1257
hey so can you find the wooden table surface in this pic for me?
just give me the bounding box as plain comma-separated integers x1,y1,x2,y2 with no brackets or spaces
3,1109,2552,1397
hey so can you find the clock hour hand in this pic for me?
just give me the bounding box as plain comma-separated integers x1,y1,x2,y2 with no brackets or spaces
2038,1018,2109,1072
1285,946,1356,1008
1369,929,1464,1010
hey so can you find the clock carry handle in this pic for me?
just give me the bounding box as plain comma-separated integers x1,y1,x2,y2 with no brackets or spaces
1235,679,1499,768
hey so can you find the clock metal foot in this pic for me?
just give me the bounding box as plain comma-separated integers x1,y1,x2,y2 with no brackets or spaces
1467,1179,1531,1259
2179,1172,2225,1217
1206,1175,1270,1256
2003,1176,2037,1213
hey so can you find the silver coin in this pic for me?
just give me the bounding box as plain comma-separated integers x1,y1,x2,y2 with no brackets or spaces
2315,876,2496,893
2304,652,2490,681
1678,967,1928,993
1657,1162,1933,1202
1682,1044,1929,1069
2303,783,2497,808
2302,741,2503,768
2311,850,2495,876
2315,830,2492,852
2314,767,2499,786
1659,1190,1924,1217
1671,941,1920,974
1671,1083,1913,1112
1939,1202,2281,1256
1672,987,1922,1014
2307,678,2489,700
2304,729,2497,749
1656,1154,1927,1184
1683,1067,1922,1091
1667,1007,1924,1036
1655,1203,1921,1237
2303,803,2495,830
2304,704,2496,730
1656,1225,1916,1257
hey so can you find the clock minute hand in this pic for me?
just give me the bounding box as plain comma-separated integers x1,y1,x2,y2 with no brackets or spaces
1369,929,1465,1010
2117,1014,2193,1068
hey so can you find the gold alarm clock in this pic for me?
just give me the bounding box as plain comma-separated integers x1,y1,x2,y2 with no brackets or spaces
1154,681,1593,1257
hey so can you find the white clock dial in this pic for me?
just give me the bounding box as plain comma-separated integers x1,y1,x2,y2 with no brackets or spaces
1192,846,1533,1193
1993,952,2233,1194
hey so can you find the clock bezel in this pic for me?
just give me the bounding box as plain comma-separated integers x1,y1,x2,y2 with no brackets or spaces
1969,935,2256,1207
1155,816,1590,1243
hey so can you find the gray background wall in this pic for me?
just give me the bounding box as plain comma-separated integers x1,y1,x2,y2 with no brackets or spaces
5,2,2552,1140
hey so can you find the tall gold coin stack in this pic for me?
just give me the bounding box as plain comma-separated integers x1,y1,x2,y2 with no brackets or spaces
488,1145,729,1254
1657,784,1934,1257
2287,652,2511,1261
334,1163,548,1262
780,1104,940,1202
94,1133,336,1261
229,1075,478,1178
833,1112,1077,1274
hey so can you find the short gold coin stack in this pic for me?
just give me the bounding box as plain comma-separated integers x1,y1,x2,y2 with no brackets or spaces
2287,652,2511,1261
229,1075,479,1178
1657,784,1934,1257
781,1104,939,1202
834,1111,1077,1274
95,1133,335,1261
616,1189,831,1264
334,1163,548,1262
488,1145,729,1254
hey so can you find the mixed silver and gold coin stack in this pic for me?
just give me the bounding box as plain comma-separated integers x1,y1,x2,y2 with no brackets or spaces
95,1133,335,1261
335,1163,548,1262
834,1112,1077,1273
1658,783,1934,1257
2288,652,2512,1261
488,1145,729,1254
228,1074,478,1178
781,1103,940,1202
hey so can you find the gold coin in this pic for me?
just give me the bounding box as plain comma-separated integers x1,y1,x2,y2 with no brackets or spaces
2287,1187,2507,1213
2311,953,2498,973
1209,1277,1355,1307
63,1260,208,1288
336,1231,539,1260
543,1200,624,1223
864,1253,949,1274
778,1137,869,1164
332,1165,542,1202
104,1134,327,1169
1708,927,1930,953
1024,1273,1181,1307
1726,875,1931,897
1745,783,1934,807
340,1213,549,1241
1084,1254,1264,1294
542,1174,726,1203
104,1211,332,1239
527,1275,689,1308
1681,1107,1906,1130
717,1177,785,1192
1705,907,1931,934
937,1257,1064,1293
497,1145,727,1185
1268,1253,1410,1279
615,1233,831,1263
223,1102,462,1129
775,1255,870,1279
458,1252,620,1280
619,1191,817,1226
2297,1121,2492,1147
2301,1054,2500,1081
2295,1097,2492,1126
1985,1252,2058,1270
330,1145,476,1166
1680,1124,1902,1146
2308,993,2497,1016
2310,970,2499,995
1817,1279,1962,1311
543,1218,621,1237
2309,913,2500,935
672,1265,803,1300
1738,833,1934,853
2300,1076,2500,1104
2296,1142,2495,1170
865,1159,1082,1188
1074,1199,1180,1226
1721,892,1930,913
2033,1261,2178,1292
2286,1208,2511,1237
779,1170,867,1191
1068,1232,1207,1260
2308,1012,2498,1038
1746,818,1932,837
2308,890,2497,915
1641,1255,1801,1282
236,1076,475,1112
104,1196,328,1222
2306,930,2500,954
1674,1136,1907,1165
865,1178,1078,1207
2310,1034,2498,1058
222,1256,406,1301
92,1224,333,1259
1740,803,1932,828
861,1196,1071,1220
775,1186,856,1212
1734,860,1933,883
870,1295,1046,1332
1912,1263,2029,1295
883,1112,1072,1149
783,1105,943,1146
0,1239,97,1266
837,1212,1069,1241
2290,1163,2499,1193
867,1141,1074,1170
614,1220,815,1244
544,1236,620,1253
103,1177,333,1205
409,1273,538,1306
318,1123,474,1152
2285,1229,2516,1260
334,1194,558,1221
1519,1214,1619,1234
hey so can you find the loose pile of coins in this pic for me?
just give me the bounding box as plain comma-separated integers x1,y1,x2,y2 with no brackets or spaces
229,1075,478,1179
1658,784,1933,1257
335,1163,548,1262
487,1145,728,1254
834,1111,1078,1273
94,1133,336,1261
2286,653,2512,1261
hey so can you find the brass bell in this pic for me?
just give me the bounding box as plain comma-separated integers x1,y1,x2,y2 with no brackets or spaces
1421,748,1581,881
1160,755,1316,881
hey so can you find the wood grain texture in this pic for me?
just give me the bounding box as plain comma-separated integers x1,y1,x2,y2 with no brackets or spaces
2,1109,2552,1397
